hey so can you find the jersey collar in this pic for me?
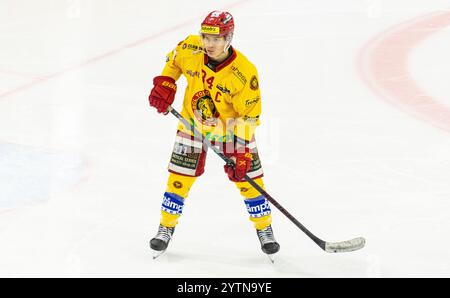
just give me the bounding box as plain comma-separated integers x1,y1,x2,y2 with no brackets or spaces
204,47,237,72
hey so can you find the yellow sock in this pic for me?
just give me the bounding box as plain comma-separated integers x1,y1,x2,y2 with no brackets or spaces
234,178,273,230
250,214,272,230
159,173,197,228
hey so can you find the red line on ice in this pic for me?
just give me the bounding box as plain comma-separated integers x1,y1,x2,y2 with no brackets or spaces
357,10,450,132
0,0,251,212
0,69,44,80
0,0,250,100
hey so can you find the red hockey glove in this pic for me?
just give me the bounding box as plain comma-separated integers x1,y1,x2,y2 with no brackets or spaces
224,147,253,182
148,76,177,115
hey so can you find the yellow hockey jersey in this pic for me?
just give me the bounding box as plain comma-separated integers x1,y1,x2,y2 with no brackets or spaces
161,35,261,143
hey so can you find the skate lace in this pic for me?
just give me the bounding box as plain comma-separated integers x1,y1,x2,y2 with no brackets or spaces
155,225,174,243
257,226,276,245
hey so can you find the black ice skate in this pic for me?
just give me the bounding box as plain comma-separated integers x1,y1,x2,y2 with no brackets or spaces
150,224,175,259
256,225,280,263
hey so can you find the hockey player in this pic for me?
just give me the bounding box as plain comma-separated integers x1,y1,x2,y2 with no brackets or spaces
148,11,280,259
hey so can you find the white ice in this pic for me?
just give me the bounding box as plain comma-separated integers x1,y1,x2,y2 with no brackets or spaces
1,0,450,277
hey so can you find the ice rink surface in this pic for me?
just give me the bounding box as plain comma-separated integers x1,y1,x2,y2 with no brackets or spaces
1,0,450,277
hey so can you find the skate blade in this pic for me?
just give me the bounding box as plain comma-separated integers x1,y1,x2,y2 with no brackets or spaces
152,249,166,260
266,254,276,264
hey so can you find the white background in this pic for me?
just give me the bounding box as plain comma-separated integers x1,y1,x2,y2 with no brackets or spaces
1,0,450,277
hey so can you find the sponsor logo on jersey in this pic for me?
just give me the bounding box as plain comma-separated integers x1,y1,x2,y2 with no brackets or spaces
203,131,233,143
191,90,220,126
231,66,247,85
166,55,170,62
189,44,201,50
250,75,259,90
201,25,220,35
243,115,260,124
186,69,200,78
173,143,189,156
182,43,202,51
216,84,231,94
185,117,234,142
245,96,260,107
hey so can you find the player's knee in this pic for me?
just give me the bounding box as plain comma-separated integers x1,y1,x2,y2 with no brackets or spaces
166,172,197,198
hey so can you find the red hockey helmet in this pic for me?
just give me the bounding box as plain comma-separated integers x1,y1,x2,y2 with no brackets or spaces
201,11,234,37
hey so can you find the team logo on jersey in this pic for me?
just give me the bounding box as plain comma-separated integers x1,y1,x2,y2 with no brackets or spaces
191,90,220,126
250,76,259,90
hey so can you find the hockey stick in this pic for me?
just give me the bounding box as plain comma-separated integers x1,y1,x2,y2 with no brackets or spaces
167,106,365,253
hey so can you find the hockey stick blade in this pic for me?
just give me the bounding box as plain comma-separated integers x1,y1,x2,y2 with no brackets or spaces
324,237,366,253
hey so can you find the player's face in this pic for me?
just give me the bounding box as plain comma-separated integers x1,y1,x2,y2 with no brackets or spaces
201,34,227,59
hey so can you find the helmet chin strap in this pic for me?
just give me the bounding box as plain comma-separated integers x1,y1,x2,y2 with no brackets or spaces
223,33,233,53
199,33,233,56
223,44,230,53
